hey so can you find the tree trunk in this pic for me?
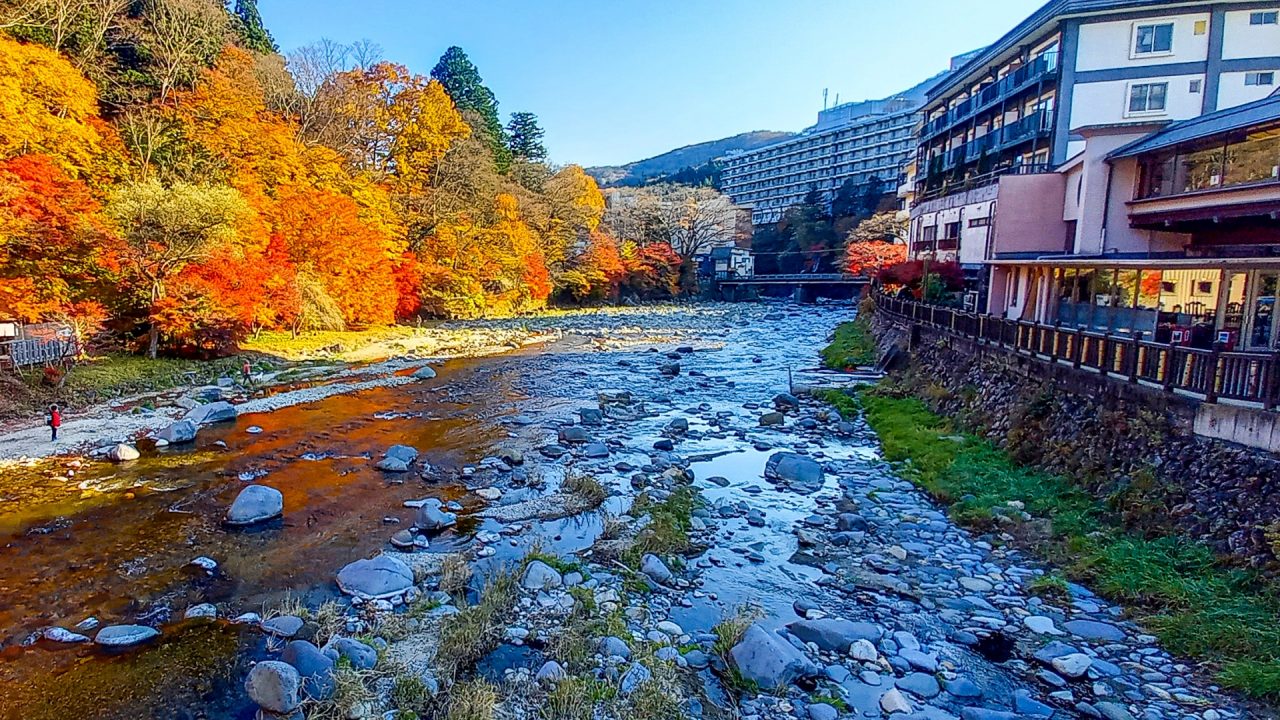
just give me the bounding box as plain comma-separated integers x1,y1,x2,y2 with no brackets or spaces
148,325,159,359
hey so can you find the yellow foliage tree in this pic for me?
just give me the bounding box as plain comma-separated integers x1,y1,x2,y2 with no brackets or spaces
0,35,120,182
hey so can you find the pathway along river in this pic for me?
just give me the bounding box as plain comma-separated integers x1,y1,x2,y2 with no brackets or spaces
0,303,1257,720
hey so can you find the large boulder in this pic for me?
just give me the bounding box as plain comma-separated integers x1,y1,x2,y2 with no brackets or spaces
375,457,410,473
106,444,140,462
412,365,437,380
640,554,673,585
245,660,302,715
729,624,816,690
153,419,198,445
558,426,591,444
764,452,824,492
184,401,238,426
336,554,415,599
787,618,883,652
282,640,335,700
414,499,457,532
225,485,284,526
94,624,159,647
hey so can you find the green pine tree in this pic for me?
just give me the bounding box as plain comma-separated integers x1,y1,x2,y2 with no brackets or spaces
506,112,547,162
231,0,277,54
431,46,511,171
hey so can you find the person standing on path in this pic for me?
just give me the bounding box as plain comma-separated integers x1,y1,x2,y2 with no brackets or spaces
47,404,61,442
241,358,253,388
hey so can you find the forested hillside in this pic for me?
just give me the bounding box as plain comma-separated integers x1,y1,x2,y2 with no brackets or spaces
0,0,684,358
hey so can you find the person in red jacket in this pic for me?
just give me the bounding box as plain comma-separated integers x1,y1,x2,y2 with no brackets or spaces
48,404,61,442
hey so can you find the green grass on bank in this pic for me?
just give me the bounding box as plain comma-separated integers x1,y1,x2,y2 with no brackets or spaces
822,388,1280,699
820,315,878,370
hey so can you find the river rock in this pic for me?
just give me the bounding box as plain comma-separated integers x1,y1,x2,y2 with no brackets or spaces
336,554,415,599
579,408,603,426
184,401,237,425
759,412,785,426
880,688,913,714
1051,652,1093,679
787,617,882,652
153,419,198,444
263,615,304,638
384,445,419,464
107,443,140,462
94,624,159,647
412,365,437,380
184,603,217,620
282,640,335,700
225,485,284,526
1063,619,1126,642
598,636,631,660
535,660,567,683
323,637,378,670
414,499,457,532
558,426,591,444
773,392,800,411
521,560,564,590
619,663,652,694
42,627,89,643
729,623,815,691
245,660,302,714
640,554,673,584
658,362,680,376
376,457,409,472
764,452,824,491
583,442,610,458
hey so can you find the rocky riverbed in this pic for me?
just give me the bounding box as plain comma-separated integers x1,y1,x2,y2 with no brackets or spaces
0,302,1264,720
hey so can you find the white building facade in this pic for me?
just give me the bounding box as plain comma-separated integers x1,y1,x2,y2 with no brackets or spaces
909,0,1280,282
720,74,946,225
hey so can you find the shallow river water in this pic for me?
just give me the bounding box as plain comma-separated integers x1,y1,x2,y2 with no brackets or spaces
0,302,858,719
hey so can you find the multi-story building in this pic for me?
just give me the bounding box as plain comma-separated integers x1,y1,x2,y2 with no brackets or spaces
909,0,1280,281
721,72,948,225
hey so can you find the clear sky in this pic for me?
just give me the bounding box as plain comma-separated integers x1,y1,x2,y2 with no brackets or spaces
260,0,1046,168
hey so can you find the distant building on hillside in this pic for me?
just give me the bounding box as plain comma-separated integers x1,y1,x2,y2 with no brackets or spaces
719,68,958,226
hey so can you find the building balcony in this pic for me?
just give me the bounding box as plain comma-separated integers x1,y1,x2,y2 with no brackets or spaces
922,51,1059,143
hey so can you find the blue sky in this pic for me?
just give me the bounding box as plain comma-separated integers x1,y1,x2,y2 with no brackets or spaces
260,0,1045,168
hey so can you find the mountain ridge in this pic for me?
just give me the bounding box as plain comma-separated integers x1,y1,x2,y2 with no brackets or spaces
585,130,795,187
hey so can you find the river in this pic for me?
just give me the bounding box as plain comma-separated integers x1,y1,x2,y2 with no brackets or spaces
0,302,857,719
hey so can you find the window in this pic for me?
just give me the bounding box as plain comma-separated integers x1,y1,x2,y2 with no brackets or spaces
1161,281,1177,294
1134,22,1174,55
943,221,961,239
1194,280,1214,296
1128,82,1168,114
1189,78,1202,93
1250,10,1278,25
1194,19,1208,35
1245,72,1275,86
968,217,991,228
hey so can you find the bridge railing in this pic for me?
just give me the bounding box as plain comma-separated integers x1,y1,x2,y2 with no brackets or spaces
875,292,1280,411
720,273,867,283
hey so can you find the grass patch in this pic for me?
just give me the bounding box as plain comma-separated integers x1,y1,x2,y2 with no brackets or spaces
1027,573,1071,602
438,554,473,601
820,315,877,370
809,693,849,712
434,569,519,682
442,678,498,720
543,676,615,719
392,673,436,717
840,387,1280,699
623,486,700,567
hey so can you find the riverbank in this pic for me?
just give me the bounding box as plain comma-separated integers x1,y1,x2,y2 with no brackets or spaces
828,312,1280,702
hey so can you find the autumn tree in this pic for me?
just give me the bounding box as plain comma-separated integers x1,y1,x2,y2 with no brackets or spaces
0,0,130,68
603,184,736,259
430,46,510,171
136,0,229,101
0,35,121,181
506,112,546,162
848,210,908,244
107,179,250,356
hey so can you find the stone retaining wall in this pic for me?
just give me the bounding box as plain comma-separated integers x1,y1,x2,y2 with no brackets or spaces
871,311,1280,570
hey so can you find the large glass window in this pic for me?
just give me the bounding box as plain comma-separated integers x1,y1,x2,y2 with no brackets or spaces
1250,273,1278,349
1138,124,1280,198
1134,23,1174,54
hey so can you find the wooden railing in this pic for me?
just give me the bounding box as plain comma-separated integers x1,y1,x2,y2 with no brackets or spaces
875,293,1280,411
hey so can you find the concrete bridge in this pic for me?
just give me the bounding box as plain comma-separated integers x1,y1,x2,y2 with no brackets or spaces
715,273,870,302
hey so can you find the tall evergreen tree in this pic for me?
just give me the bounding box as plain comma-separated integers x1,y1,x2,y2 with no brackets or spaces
231,0,276,53
506,111,546,162
430,46,510,171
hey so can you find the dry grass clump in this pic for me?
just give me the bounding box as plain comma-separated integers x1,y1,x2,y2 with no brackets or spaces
712,605,762,658
443,679,498,720
304,662,379,720
542,676,615,720
439,553,473,600
391,672,437,717
311,600,346,646
563,472,608,509
599,512,628,541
